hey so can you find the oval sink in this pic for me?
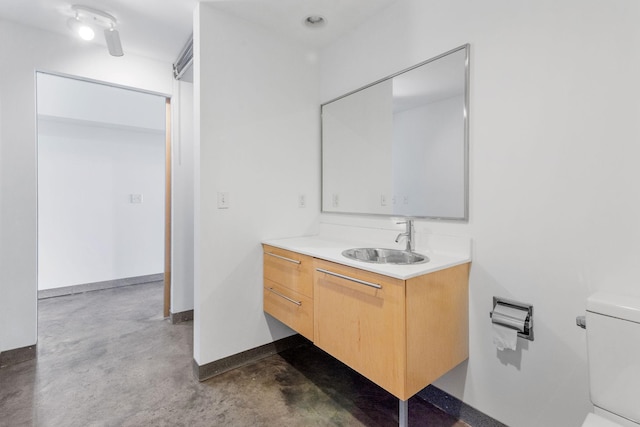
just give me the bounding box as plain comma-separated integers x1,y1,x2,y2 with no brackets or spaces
341,248,429,265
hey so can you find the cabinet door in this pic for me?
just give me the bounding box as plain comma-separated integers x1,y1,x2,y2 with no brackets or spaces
313,259,406,399
263,245,314,340
264,280,314,340
263,245,313,298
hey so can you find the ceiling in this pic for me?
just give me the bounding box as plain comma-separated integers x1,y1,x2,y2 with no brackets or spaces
0,0,397,64
0,0,197,62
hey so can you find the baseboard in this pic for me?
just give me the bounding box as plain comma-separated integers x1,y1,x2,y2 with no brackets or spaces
194,334,308,382
417,385,507,427
170,309,194,324
0,344,36,368
38,273,164,299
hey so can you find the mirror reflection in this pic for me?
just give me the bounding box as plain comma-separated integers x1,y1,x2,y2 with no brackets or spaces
321,44,469,220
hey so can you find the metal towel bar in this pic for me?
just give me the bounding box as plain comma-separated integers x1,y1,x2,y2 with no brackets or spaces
316,268,382,290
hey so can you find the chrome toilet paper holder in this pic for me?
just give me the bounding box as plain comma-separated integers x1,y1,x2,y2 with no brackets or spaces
490,297,534,341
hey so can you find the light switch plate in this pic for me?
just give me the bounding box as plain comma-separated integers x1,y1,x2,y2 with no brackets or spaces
217,192,230,209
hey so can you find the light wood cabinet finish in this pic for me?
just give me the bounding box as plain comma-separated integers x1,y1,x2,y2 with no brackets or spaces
405,263,470,397
262,244,470,402
314,259,470,401
314,259,406,397
262,245,314,340
263,281,314,340
263,245,313,298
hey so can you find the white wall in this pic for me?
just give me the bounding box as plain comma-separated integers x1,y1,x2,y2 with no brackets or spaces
0,18,174,353
319,0,640,426
171,78,195,313
36,73,166,129
37,119,165,289
193,4,320,364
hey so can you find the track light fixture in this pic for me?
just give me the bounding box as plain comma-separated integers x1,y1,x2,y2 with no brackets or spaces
67,5,123,57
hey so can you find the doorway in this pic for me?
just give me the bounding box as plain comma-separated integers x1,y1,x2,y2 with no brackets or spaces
35,72,171,313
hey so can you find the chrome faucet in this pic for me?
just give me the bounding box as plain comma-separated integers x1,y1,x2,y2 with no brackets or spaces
395,220,414,252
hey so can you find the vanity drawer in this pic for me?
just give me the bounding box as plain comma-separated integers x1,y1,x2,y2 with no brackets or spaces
263,245,313,298
264,280,313,341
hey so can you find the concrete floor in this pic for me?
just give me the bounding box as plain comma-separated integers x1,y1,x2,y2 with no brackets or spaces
0,281,470,427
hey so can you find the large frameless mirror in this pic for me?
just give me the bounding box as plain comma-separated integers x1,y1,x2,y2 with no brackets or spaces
321,44,470,220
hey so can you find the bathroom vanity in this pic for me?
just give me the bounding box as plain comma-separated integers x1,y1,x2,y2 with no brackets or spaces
262,235,471,417
263,42,471,426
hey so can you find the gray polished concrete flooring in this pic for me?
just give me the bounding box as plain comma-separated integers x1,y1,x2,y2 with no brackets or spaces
0,281,470,427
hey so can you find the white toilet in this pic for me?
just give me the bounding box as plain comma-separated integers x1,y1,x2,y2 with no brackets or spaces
582,292,640,427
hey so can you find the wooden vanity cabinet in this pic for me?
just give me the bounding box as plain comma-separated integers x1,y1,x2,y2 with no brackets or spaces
262,244,470,402
314,258,470,401
262,245,314,340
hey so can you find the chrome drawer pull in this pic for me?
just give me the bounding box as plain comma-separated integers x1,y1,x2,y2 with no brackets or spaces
265,252,301,264
316,268,382,290
267,288,302,306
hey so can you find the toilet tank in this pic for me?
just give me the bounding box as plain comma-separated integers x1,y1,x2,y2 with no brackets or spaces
586,292,640,424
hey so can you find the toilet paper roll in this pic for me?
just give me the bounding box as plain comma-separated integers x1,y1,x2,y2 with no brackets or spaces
492,323,518,351
491,303,528,332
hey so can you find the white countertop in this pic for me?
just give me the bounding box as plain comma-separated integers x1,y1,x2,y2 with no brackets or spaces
262,235,471,280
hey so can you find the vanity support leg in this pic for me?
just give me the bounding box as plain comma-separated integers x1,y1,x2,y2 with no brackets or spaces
399,398,408,427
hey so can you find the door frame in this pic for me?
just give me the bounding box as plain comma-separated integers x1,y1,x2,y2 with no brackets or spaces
164,98,172,317
35,70,172,316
